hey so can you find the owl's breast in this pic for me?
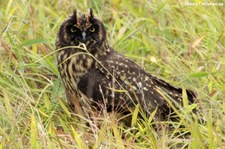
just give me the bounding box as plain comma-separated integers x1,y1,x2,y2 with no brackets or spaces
57,48,94,91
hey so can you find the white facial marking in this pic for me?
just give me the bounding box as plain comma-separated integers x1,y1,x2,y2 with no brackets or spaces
82,31,86,41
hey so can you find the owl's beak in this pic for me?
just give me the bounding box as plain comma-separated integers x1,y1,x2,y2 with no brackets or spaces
82,31,86,42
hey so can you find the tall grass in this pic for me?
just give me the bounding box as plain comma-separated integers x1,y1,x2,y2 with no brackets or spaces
0,0,224,148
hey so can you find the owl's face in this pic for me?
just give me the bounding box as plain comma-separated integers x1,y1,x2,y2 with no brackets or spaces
57,9,106,51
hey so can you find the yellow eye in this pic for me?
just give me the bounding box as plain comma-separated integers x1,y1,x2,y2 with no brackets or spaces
71,28,76,33
89,26,95,32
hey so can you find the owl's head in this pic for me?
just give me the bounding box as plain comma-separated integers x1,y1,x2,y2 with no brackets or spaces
57,9,106,51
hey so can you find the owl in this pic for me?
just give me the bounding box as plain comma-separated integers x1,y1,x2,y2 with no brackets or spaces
55,9,196,120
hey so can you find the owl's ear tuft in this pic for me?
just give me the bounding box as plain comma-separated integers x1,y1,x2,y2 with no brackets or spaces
89,8,94,19
71,10,77,22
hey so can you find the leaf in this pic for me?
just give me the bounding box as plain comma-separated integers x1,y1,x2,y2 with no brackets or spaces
153,1,167,15
191,36,204,49
38,109,49,118
58,98,71,118
20,38,48,47
188,103,198,111
117,26,127,39
189,72,208,78
131,104,140,127
71,126,86,149
30,115,37,148
182,89,189,107
148,107,158,124
2,89,14,119
148,56,157,63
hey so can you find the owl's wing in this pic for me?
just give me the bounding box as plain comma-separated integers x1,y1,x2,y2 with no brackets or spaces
78,68,130,112
78,50,196,118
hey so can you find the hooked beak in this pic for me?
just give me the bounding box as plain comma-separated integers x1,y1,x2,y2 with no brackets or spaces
82,31,86,42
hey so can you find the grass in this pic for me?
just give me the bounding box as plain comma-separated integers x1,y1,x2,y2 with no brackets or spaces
0,0,224,148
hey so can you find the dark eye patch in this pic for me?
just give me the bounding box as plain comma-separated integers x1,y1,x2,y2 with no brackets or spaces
70,26,77,33
88,25,95,32
71,26,81,33
66,25,81,34
88,24,99,33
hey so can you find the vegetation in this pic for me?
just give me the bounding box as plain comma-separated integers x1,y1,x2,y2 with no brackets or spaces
0,0,224,148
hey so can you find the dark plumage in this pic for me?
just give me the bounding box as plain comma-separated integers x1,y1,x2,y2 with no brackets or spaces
55,9,196,120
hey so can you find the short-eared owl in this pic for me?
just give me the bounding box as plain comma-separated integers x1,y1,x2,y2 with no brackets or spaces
55,9,196,120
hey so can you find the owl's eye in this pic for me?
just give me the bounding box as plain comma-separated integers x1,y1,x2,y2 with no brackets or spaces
89,26,95,32
70,27,76,33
